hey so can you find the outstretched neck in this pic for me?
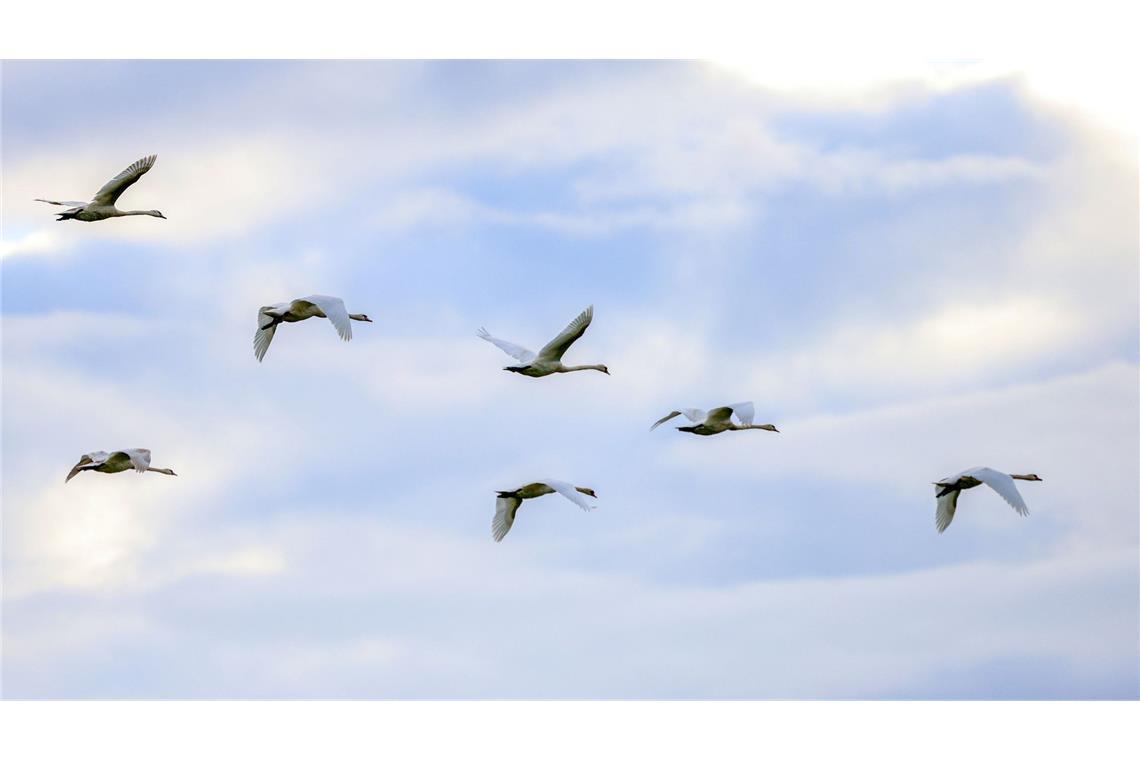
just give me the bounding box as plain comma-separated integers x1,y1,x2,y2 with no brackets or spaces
146,467,177,476
1010,473,1039,481
560,364,608,374
119,209,164,218
744,423,780,432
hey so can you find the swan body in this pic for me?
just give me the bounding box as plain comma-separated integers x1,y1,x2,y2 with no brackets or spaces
933,466,1041,532
254,295,373,361
37,155,166,222
478,305,608,377
65,448,177,483
651,402,779,436
492,480,598,542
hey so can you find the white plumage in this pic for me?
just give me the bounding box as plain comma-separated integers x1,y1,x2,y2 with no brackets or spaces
933,466,1041,533
37,155,166,222
254,295,373,362
492,479,598,542
65,448,178,482
651,401,778,436
478,305,608,377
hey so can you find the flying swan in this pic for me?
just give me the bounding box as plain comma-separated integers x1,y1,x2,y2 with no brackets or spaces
492,480,598,542
651,402,779,435
933,466,1042,533
66,448,177,483
478,305,608,377
37,155,166,222
254,295,372,362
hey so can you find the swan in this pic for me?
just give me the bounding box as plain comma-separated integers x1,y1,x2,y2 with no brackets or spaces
478,305,608,377
36,155,166,222
254,295,373,362
65,448,177,483
933,467,1042,532
492,480,598,542
651,402,779,435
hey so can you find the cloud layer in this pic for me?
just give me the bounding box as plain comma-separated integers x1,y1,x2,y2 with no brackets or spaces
2,61,1136,698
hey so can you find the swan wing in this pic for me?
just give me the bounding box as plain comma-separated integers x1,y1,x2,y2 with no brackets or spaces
705,406,735,425
536,305,593,362
35,199,87,207
650,408,706,430
300,295,353,342
65,452,103,482
124,448,152,473
967,467,1030,516
935,486,960,533
254,306,280,362
729,401,755,425
492,495,522,542
477,327,536,364
91,155,157,205
540,479,596,512
101,451,134,471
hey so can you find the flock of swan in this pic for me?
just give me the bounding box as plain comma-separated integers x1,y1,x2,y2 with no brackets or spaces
46,155,1044,539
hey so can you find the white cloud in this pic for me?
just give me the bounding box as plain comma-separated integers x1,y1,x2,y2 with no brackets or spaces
0,228,66,259
666,362,1139,547
742,296,1088,408
3,135,331,250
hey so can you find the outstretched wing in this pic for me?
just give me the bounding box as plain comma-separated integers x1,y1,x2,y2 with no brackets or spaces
536,305,594,363
35,199,87,207
91,155,157,205
302,295,353,342
705,406,735,425
124,448,152,473
477,327,536,364
254,306,279,362
935,486,960,533
967,467,1030,516
541,480,597,512
65,452,100,483
650,408,706,430
492,495,522,542
100,451,133,472
729,401,755,426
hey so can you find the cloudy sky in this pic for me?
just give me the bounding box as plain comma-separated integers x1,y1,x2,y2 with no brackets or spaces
2,60,1136,698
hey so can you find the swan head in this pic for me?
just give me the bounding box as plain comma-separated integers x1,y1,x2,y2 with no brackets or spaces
148,210,166,219
597,365,609,375
350,313,373,322
757,423,779,432
1022,473,1043,481
579,487,598,498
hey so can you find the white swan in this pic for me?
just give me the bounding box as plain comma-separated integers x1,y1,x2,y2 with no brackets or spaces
254,295,373,362
934,467,1042,532
478,305,608,377
492,480,598,542
651,402,779,436
37,155,166,222
66,448,177,483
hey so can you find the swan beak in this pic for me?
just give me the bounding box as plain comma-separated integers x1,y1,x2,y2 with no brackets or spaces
363,317,373,322
156,212,167,219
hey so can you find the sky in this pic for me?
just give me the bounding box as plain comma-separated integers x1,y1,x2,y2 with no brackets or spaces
1,60,1137,699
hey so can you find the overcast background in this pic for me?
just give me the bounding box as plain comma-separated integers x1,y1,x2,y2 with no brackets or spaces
2,60,1136,698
